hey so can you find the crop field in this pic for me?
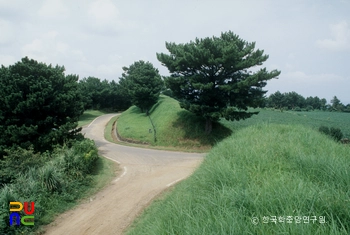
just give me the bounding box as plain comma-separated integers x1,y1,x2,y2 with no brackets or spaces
221,108,350,139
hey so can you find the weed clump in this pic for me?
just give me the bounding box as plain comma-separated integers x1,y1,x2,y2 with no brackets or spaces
318,126,343,142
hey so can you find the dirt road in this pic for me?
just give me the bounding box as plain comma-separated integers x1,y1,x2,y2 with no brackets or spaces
44,114,204,235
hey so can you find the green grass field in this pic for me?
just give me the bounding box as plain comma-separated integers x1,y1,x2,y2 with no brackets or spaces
127,124,350,234
221,108,350,139
78,110,108,127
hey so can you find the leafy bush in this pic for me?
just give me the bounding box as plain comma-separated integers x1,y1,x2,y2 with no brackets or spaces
329,127,343,142
319,126,330,135
319,126,343,142
305,105,313,111
63,139,99,178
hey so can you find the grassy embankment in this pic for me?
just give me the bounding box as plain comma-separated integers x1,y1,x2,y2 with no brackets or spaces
127,124,350,234
115,95,232,151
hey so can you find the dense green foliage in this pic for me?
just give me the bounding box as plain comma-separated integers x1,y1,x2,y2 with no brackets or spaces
266,91,326,110
157,31,280,133
127,124,350,234
116,95,231,151
119,61,163,114
330,96,350,112
78,77,131,111
318,126,343,142
0,57,84,155
0,57,114,234
0,139,101,235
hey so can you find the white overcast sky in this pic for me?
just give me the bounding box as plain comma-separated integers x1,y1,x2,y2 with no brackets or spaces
1,0,350,104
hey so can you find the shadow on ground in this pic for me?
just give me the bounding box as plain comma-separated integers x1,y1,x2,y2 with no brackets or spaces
172,110,232,147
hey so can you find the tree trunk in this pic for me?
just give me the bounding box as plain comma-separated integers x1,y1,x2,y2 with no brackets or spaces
205,118,212,134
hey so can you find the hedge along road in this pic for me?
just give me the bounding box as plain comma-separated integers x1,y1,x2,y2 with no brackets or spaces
44,114,205,235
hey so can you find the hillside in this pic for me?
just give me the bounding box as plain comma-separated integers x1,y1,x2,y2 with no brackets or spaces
127,124,350,234
116,95,232,151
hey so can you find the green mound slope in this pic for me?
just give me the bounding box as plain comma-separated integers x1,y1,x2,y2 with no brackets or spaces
127,124,350,234
117,95,232,151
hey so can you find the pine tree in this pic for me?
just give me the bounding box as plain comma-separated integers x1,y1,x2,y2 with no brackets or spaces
119,61,163,114
157,31,281,133
0,57,84,154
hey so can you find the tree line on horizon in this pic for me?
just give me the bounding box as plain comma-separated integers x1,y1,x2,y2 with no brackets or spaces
264,91,350,112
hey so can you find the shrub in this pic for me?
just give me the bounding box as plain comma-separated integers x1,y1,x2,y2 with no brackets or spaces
0,147,47,185
319,126,343,142
63,139,99,178
329,127,343,142
319,126,330,135
305,105,313,111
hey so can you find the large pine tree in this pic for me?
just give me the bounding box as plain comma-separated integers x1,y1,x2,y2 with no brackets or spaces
157,31,281,133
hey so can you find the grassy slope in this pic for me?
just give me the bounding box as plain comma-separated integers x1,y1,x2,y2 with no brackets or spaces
117,95,232,151
127,124,350,234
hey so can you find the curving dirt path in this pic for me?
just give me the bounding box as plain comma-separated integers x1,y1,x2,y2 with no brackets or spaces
44,114,204,235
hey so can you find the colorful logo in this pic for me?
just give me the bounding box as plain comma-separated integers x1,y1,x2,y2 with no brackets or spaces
9,201,35,226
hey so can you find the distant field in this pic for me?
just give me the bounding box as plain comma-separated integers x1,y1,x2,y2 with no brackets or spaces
222,109,350,139
127,124,350,234
78,110,108,127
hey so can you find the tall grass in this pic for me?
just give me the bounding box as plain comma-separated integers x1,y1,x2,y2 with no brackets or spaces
127,124,350,234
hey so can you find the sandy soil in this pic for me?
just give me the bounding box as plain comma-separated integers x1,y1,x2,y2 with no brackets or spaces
43,114,204,235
